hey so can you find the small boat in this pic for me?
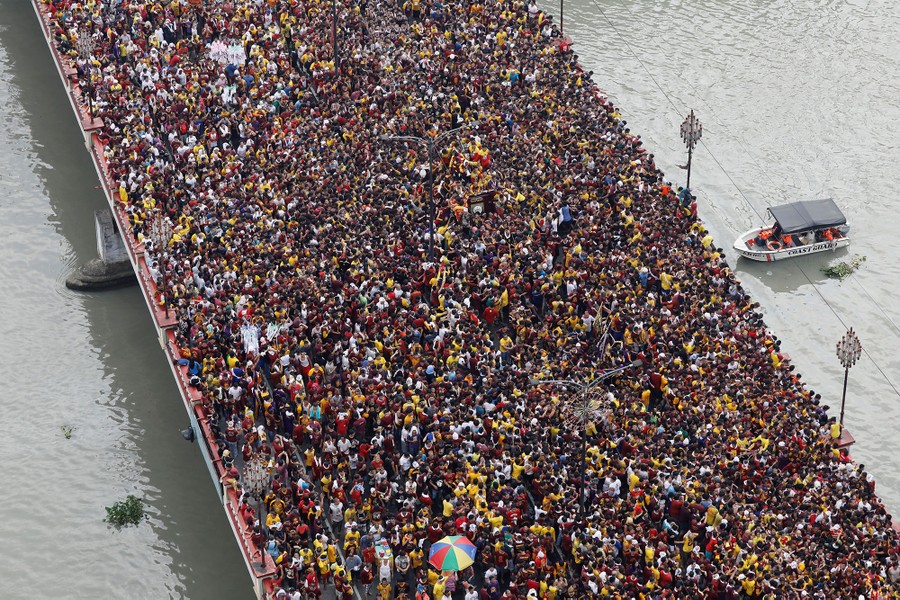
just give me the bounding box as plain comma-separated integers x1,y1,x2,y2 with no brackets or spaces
733,198,850,262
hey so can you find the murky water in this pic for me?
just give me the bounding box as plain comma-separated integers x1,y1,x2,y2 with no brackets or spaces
539,0,900,509
1,0,898,597
0,3,247,598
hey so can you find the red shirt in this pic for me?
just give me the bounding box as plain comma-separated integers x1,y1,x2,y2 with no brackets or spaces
239,503,254,525
428,525,444,543
305,572,319,590
336,415,350,436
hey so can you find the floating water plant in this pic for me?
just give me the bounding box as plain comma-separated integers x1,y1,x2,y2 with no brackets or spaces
105,495,145,527
822,255,866,280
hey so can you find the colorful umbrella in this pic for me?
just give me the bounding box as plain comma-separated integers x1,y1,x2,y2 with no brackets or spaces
429,535,477,571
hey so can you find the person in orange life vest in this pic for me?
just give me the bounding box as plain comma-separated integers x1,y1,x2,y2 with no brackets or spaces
755,228,773,247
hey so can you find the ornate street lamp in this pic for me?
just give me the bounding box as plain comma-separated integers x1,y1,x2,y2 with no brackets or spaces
380,122,479,263
680,110,702,190
148,211,174,318
333,0,339,72
836,328,862,430
74,31,95,118
560,0,565,35
530,359,642,521
242,454,272,568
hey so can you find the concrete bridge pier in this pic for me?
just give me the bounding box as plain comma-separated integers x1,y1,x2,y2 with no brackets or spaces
65,208,136,290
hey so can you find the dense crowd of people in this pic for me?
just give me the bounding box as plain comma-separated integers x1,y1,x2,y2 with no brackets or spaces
46,0,900,597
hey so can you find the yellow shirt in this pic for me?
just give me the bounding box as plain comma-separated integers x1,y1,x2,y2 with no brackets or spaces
345,530,360,547
409,548,423,568
682,532,697,553
377,581,391,599
830,422,842,439
660,272,673,291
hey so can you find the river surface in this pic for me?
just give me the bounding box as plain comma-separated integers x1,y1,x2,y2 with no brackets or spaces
1,0,898,598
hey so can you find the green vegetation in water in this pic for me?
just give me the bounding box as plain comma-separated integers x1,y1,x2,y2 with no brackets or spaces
60,425,75,439
105,495,145,527
822,255,866,280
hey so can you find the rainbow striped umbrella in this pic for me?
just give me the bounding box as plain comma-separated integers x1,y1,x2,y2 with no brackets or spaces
429,535,477,571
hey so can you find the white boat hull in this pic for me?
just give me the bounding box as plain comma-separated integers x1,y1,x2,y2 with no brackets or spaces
733,228,850,262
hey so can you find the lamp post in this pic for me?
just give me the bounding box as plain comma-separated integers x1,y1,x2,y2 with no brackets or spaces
835,328,862,430
560,0,564,35
181,297,199,365
680,110,702,190
380,122,479,263
332,0,339,72
74,30,95,118
530,359,642,522
243,454,271,568
148,211,174,318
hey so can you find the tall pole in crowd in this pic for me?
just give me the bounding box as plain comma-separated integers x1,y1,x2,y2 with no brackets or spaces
560,0,564,35
75,31,95,118
243,454,272,569
836,328,862,431
380,122,479,264
680,109,702,190
530,359,642,521
333,0,339,72
148,211,174,318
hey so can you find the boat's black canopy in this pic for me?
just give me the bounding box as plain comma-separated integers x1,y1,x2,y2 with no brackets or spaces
768,199,847,234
